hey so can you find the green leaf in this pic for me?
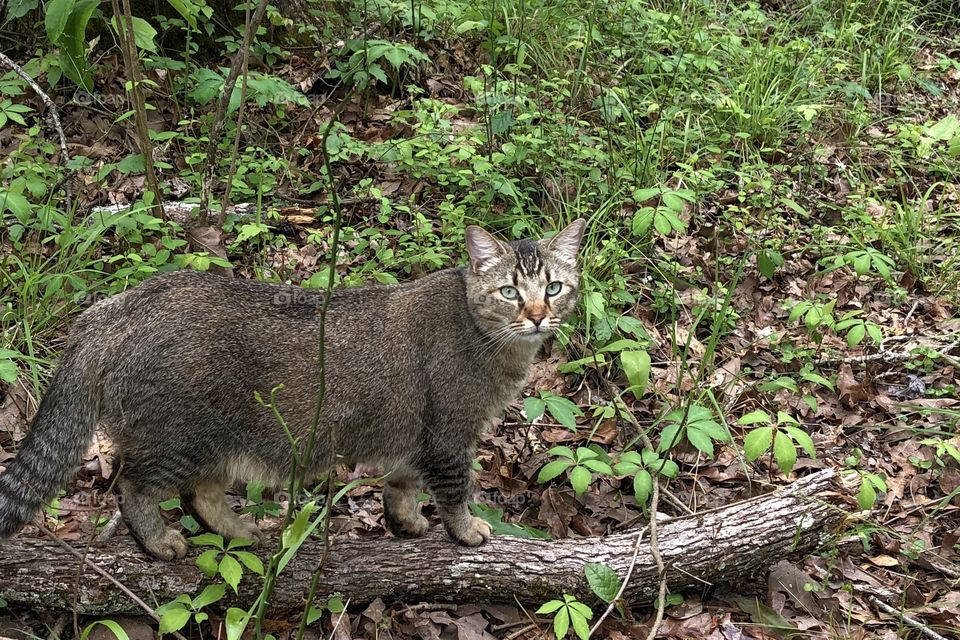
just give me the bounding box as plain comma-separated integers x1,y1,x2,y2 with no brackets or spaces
569,465,592,497
538,459,573,483
581,459,613,474
686,426,715,457
158,605,191,635
773,430,797,474
800,371,834,391
80,620,132,640
620,350,651,399
738,409,771,425
570,609,591,640
633,469,652,504
190,532,224,548
536,599,565,614
524,396,546,422
785,426,816,458
744,426,773,462
195,549,220,577
0,360,17,384
553,606,570,640
233,550,264,576
857,479,876,510
192,583,226,610
547,446,576,460
584,563,621,603
847,323,866,347
658,422,682,453
853,252,870,276
45,0,75,42
219,553,243,593
225,608,250,640
544,395,582,430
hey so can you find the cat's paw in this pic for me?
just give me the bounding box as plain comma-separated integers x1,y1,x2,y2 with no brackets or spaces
144,529,189,561
450,516,491,547
385,510,430,538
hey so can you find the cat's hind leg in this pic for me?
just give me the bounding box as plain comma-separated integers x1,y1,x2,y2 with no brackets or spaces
383,467,429,537
117,475,189,560
187,480,263,545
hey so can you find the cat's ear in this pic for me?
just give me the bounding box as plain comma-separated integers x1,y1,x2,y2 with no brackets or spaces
545,218,586,265
466,226,508,274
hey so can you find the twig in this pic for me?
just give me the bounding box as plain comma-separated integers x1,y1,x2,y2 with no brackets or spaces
642,479,667,640
504,623,539,640
94,510,124,542
111,0,164,219
0,51,73,214
817,334,960,367
868,595,949,640
327,596,351,640
216,0,254,228
38,525,189,640
588,521,648,637
199,0,272,226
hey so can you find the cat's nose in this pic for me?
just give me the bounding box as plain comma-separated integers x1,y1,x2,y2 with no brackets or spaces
528,314,546,326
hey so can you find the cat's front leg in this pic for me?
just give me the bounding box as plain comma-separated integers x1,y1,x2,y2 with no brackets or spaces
419,451,491,546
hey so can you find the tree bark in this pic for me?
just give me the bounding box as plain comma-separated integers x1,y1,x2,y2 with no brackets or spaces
0,469,844,615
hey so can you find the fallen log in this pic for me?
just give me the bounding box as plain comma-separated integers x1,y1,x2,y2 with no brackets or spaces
0,469,845,616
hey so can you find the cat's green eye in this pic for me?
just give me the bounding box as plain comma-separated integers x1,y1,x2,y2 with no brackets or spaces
545,281,563,296
499,286,519,300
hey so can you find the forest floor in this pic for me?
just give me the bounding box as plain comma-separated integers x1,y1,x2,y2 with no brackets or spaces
2,0,960,638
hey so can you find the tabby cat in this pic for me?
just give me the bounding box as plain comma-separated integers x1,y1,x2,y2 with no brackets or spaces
0,219,586,559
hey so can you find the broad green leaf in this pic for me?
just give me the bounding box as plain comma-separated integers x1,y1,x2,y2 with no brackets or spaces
233,550,264,575
189,532,224,548
195,549,220,577
0,360,17,384
744,427,773,461
571,610,591,640
192,583,226,609
45,0,75,42
569,465,592,497
620,350,651,399
847,323,866,347
524,396,546,422
658,459,680,478
773,430,797,474
739,410,771,425
658,422,682,453
857,479,876,510
581,459,613,474
853,253,870,276
584,563,622,603
536,599,565,614
219,553,243,593
633,469,652,504
545,395,581,430
785,426,816,457
800,371,834,391
538,459,573,483
225,608,250,640
158,606,191,634
686,426,715,457
547,446,576,460
553,606,570,640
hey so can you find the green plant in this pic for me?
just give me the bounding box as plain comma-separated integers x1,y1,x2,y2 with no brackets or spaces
740,410,816,475
613,448,679,506
536,594,593,640
157,584,227,635
538,445,613,498
658,403,731,459
524,391,584,430
191,533,265,593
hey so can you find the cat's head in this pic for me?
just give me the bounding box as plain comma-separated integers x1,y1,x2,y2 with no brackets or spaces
464,219,586,342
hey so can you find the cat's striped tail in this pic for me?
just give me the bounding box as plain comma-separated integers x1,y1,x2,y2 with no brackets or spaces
0,353,99,540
